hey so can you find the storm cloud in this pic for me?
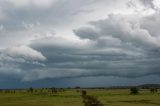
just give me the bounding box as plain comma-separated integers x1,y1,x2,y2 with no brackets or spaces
0,0,160,87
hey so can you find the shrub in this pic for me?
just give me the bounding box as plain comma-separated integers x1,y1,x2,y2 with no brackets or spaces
83,95,103,106
130,87,139,95
82,90,87,96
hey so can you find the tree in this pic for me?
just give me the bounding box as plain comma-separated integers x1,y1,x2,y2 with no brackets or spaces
75,86,81,89
130,87,139,95
150,88,158,93
28,87,34,93
50,87,57,94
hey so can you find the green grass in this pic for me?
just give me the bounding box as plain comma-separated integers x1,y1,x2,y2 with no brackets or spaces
0,90,83,106
0,89,159,106
86,89,160,106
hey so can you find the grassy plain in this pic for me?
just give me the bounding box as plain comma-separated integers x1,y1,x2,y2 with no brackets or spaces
86,89,160,106
0,89,159,106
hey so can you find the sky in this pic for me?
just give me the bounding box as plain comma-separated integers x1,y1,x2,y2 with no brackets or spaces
0,0,160,88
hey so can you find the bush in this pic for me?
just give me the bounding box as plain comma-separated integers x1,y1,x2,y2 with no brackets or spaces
83,95,103,106
130,87,139,95
82,90,87,96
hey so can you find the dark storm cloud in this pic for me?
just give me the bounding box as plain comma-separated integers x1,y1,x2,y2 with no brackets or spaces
1,13,160,81
28,14,160,80
0,0,160,83
0,45,46,81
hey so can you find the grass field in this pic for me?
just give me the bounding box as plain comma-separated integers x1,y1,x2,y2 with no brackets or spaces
0,89,159,106
86,89,160,106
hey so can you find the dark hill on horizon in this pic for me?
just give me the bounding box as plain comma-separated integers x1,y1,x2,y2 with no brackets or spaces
137,84,160,89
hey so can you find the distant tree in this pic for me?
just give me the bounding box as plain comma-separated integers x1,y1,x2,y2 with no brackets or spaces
29,87,33,93
130,87,139,95
75,86,81,89
50,87,57,94
150,88,158,93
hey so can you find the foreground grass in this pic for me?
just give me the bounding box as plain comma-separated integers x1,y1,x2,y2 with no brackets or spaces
0,90,83,106
0,89,159,106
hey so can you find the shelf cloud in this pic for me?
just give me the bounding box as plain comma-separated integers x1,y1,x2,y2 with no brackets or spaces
0,0,160,87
